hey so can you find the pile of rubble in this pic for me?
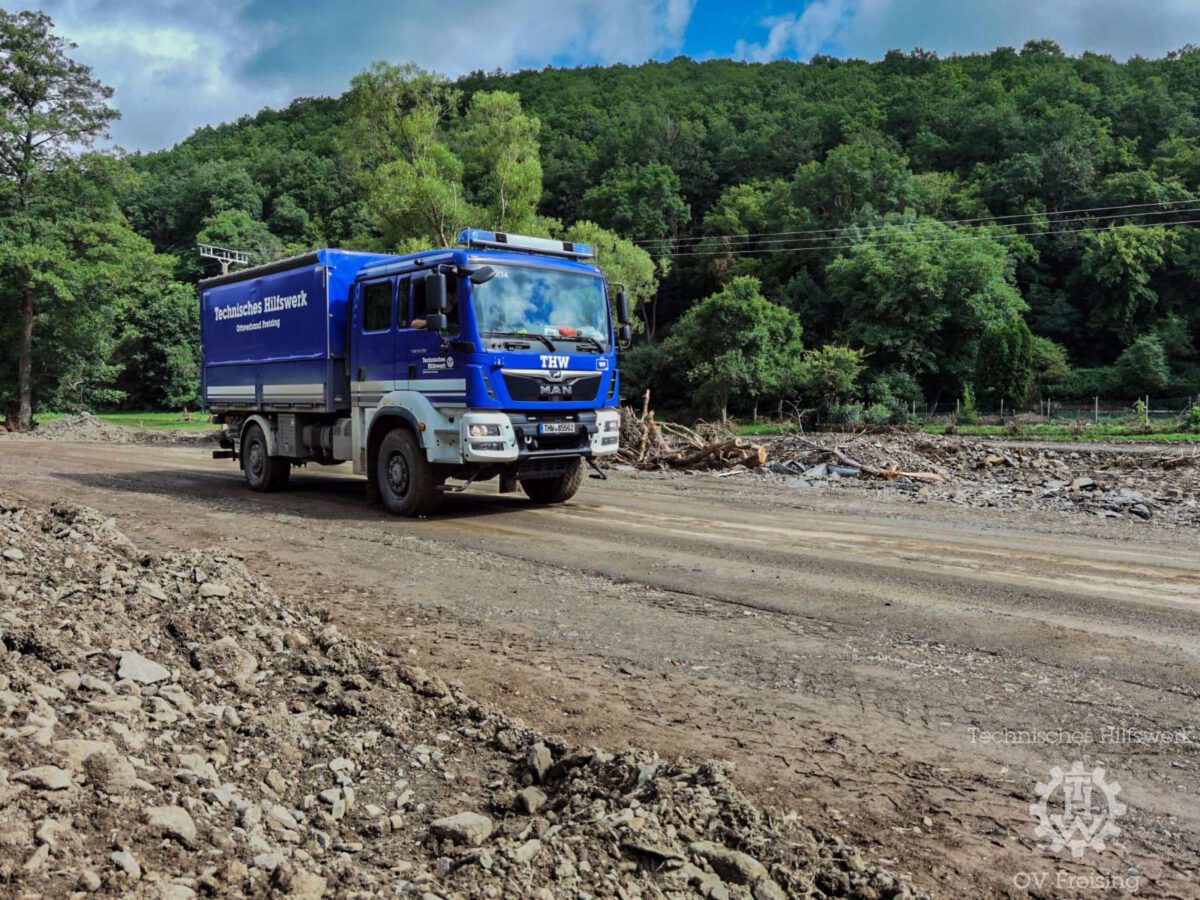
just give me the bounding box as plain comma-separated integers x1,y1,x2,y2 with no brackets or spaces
0,493,915,899
616,405,767,471
750,432,1200,527
1,413,218,445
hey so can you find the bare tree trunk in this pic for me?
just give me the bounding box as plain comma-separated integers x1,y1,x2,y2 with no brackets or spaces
17,287,35,431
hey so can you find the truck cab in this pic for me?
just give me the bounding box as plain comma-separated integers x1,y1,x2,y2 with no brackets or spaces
202,230,629,516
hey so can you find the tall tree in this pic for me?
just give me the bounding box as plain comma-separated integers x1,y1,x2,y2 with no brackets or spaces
346,63,471,248
0,9,118,428
457,91,542,232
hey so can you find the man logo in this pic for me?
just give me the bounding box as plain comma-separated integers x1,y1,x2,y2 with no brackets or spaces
539,383,573,397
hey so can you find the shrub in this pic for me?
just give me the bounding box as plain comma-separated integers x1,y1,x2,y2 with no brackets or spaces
1184,404,1200,433
1112,336,1170,398
825,401,864,425
958,385,980,425
863,402,897,425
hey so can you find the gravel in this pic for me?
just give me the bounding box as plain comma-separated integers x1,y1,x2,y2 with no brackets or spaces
0,492,919,898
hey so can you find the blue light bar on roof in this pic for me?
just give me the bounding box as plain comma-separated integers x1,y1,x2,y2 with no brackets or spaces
457,228,595,260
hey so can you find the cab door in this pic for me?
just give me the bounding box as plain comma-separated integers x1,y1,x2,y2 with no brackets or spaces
350,277,397,406
395,274,447,382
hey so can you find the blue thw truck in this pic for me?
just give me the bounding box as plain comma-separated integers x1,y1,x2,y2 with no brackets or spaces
200,229,630,516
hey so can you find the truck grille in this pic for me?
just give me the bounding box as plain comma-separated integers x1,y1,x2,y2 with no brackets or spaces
503,371,601,402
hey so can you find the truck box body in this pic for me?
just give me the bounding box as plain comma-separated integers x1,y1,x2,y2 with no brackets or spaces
200,249,395,412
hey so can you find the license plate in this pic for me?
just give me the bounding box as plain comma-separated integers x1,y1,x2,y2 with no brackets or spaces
539,422,576,435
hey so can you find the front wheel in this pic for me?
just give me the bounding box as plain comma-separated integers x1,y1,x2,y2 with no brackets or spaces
376,428,442,517
242,423,290,492
522,459,583,504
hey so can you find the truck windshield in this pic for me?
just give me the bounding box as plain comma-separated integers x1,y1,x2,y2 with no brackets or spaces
473,265,609,349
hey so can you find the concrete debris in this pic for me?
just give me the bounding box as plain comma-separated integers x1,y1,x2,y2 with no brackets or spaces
750,431,1198,528
0,491,920,898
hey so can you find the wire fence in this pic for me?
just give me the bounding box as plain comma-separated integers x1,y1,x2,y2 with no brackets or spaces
920,396,1197,425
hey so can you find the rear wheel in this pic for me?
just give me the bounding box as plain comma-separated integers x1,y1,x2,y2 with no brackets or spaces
522,459,583,504
376,428,441,517
242,423,290,492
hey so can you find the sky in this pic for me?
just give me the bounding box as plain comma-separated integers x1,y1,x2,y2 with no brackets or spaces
18,0,1200,151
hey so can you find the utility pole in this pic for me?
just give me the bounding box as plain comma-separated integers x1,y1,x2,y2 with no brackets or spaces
197,244,249,276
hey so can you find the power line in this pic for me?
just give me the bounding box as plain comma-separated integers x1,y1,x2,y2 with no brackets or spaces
632,197,1200,250
642,202,1200,254
661,215,1200,258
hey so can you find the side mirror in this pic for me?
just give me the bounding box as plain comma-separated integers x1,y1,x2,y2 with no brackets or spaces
469,266,496,285
426,313,448,333
425,271,447,312
619,323,632,348
615,290,630,326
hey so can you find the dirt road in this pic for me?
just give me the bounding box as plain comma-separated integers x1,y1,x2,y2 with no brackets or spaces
2,438,1197,897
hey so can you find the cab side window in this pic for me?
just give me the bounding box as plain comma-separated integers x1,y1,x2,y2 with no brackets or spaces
362,280,392,332
409,275,427,327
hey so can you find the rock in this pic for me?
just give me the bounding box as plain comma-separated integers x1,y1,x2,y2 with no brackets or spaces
111,849,142,879
516,786,547,814
23,843,49,872
78,869,102,892
1071,477,1096,491
14,765,73,790
84,751,138,794
145,805,197,844
198,582,231,598
287,869,327,898
3,546,25,561
690,841,769,885
265,769,287,795
753,878,789,900
527,742,553,782
117,651,170,685
510,838,542,864
430,812,493,846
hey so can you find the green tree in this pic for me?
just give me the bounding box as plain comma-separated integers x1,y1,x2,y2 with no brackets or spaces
457,91,542,232
827,221,1027,399
0,9,119,428
197,209,281,267
1030,335,1072,397
975,315,1035,408
800,344,867,418
581,162,690,244
0,157,188,412
1080,225,1170,343
664,276,803,422
1111,335,1170,398
346,63,473,248
114,281,199,409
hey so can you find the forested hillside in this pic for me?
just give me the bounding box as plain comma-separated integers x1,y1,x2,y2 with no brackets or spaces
4,13,1200,422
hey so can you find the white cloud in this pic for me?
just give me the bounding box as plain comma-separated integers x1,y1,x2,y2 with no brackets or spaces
734,0,857,63
735,0,1200,63
17,0,697,150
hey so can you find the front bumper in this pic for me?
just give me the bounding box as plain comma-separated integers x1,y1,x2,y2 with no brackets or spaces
460,409,619,462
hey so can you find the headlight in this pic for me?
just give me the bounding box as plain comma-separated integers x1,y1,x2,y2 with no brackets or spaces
603,419,619,432
469,423,501,438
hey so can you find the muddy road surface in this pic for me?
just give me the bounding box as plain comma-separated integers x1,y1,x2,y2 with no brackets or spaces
2,438,1197,897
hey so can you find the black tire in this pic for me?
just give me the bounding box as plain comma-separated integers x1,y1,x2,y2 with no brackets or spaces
241,423,290,492
376,428,441,517
522,459,583,504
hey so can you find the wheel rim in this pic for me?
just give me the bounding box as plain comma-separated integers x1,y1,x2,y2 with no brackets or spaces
386,450,410,497
248,441,265,479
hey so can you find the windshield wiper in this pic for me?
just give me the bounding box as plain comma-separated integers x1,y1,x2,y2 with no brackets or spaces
562,335,605,353
485,330,557,352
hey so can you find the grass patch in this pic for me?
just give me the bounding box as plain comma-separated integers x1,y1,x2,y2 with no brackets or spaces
924,423,1199,443
35,411,214,431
